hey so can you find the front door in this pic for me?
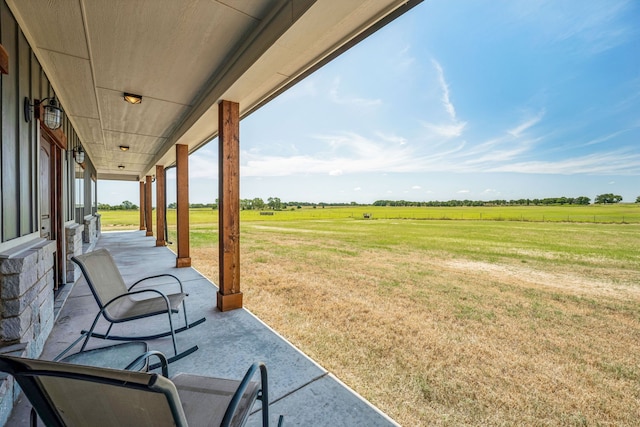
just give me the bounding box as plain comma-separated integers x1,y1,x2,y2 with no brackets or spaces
40,137,52,239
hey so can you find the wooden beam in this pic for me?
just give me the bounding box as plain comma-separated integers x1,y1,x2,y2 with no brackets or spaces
176,144,191,268
145,175,153,236
217,100,242,311
155,165,166,247
0,43,8,74
139,181,146,230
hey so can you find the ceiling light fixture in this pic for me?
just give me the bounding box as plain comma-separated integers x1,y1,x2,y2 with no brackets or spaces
123,92,142,104
24,96,64,130
118,164,125,170
119,145,130,151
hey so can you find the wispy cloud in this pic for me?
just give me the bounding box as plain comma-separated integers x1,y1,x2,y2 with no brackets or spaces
512,0,635,55
489,149,640,175
432,59,457,120
507,111,545,137
329,77,382,107
422,60,467,139
422,122,467,138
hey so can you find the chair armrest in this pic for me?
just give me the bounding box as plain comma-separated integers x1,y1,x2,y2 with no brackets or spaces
221,362,270,427
128,274,185,293
126,350,169,377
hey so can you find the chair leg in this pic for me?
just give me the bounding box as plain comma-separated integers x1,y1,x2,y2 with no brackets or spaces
182,300,189,329
167,307,178,356
104,323,114,339
30,407,37,427
260,364,270,427
80,311,104,352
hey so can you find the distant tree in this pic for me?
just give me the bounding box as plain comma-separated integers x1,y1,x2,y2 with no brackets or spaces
252,198,265,210
168,202,177,209
240,199,252,210
595,193,623,204
636,196,640,203
574,196,591,205
120,200,137,210
267,197,282,210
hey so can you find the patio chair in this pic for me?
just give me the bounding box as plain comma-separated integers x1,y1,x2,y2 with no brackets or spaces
71,248,205,365
0,354,272,427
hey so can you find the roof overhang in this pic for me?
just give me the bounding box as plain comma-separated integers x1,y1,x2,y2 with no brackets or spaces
7,0,422,181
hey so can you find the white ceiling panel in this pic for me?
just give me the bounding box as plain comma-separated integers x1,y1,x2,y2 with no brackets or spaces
103,131,164,156
85,0,261,105
12,0,88,58
97,88,189,138
38,51,98,119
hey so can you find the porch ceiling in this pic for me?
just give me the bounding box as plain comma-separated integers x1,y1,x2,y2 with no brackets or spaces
7,0,420,181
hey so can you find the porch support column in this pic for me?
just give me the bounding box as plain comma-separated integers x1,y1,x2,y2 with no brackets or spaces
217,100,242,311
155,165,166,246
176,144,191,268
139,181,146,230
145,175,153,236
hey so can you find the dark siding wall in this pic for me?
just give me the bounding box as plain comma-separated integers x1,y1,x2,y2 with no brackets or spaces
1,1,19,241
0,1,92,245
18,30,31,236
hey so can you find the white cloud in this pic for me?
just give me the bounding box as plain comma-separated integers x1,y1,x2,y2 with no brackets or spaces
422,60,467,139
489,149,640,176
329,77,382,107
507,111,545,137
457,189,470,194
354,187,362,191
375,131,408,145
329,169,343,176
432,59,457,120
412,185,421,190
423,121,467,138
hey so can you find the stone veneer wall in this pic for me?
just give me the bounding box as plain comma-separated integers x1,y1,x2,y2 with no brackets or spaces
83,214,101,244
65,223,84,283
0,239,56,426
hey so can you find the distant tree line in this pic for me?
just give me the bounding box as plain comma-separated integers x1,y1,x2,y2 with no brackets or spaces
100,193,638,211
373,196,594,207
97,200,138,210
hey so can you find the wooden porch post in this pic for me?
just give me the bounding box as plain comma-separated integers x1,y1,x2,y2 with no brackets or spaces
139,181,145,230
155,165,166,246
176,144,191,268
145,175,153,236
217,100,242,311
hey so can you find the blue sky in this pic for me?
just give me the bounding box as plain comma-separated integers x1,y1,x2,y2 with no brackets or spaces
101,0,640,205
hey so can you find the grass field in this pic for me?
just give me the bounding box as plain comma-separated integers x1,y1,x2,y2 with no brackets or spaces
99,206,640,426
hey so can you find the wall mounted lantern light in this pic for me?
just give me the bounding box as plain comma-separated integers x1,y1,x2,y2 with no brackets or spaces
119,145,130,151
123,92,142,104
24,96,64,130
118,165,125,170
73,145,85,164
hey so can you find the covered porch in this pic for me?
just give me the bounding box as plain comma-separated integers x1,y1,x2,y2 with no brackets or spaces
6,230,398,426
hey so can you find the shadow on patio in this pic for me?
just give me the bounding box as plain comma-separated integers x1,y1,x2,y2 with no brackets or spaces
7,231,398,426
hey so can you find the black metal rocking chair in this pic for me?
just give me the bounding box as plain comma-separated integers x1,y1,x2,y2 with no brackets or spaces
71,248,205,366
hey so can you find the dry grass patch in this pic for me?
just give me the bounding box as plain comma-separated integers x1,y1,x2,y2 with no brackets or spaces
188,220,640,426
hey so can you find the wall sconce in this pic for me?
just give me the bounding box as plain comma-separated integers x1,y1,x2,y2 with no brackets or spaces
24,96,64,130
119,145,130,151
118,165,125,170
123,92,142,104
73,145,85,164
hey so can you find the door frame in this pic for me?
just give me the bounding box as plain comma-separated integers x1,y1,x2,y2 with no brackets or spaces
39,123,67,289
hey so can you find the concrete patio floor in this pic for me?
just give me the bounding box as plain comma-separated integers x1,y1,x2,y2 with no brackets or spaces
7,230,398,426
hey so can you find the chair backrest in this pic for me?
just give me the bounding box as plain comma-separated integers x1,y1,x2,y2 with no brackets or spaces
0,354,189,427
71,248,129,309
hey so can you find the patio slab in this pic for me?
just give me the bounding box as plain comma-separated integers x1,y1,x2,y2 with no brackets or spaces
6,230,399,426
